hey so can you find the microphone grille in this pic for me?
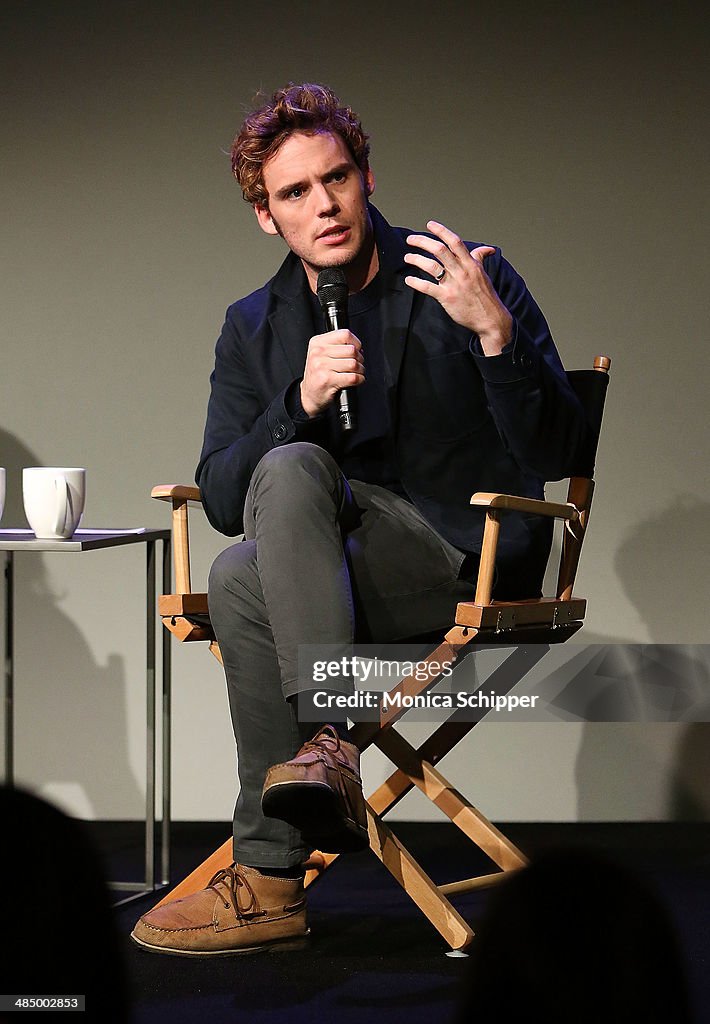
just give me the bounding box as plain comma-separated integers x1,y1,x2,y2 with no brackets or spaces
316,267,348,308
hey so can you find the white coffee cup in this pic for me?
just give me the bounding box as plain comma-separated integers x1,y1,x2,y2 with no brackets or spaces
0,468,5,523
23,467,86,540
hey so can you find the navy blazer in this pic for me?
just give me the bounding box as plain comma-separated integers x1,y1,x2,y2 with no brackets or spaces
197,206,587,596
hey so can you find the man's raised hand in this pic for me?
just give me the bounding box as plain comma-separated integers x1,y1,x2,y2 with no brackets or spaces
404,219,513,356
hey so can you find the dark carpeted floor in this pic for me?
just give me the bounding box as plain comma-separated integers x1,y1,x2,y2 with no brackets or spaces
99,822,710,1024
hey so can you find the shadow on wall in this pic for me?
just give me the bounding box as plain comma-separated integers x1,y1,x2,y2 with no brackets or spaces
0,426,143,817
616,497,710,645
575,498,710,821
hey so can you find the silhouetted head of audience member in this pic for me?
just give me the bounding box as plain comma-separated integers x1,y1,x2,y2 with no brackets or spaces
0,787,129,1022
456,847,693,1024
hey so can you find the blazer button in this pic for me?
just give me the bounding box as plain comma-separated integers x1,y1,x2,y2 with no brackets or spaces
273,424,287,441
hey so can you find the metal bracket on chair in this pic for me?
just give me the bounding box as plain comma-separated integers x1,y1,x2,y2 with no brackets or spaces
551,603,578,629
495,608,517,632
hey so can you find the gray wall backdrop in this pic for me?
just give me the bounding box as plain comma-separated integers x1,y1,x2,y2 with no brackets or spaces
2,1,708,823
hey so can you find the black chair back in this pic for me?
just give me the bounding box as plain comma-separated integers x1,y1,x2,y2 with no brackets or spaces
566,368,610,478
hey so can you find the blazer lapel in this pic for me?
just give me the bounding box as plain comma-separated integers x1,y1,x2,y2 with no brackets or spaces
371,205,416,389
268,252,314,380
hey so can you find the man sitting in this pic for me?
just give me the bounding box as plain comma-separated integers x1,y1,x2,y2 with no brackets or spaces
132,82,586,956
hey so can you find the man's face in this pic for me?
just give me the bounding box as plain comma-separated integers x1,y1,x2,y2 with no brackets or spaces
254,131,376,290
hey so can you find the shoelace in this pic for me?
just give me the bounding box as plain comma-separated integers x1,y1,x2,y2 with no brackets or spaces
303,726,363,822
207,864,266,918
302,724,343,757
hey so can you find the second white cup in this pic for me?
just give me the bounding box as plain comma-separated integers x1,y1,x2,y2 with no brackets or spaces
23,467,86,540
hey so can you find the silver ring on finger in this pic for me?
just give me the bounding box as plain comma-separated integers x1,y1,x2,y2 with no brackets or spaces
434,266,446,283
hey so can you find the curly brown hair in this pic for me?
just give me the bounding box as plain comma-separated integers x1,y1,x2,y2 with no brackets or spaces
231,83,370,206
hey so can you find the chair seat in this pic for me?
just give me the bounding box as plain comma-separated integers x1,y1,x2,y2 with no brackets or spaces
455,596,587,631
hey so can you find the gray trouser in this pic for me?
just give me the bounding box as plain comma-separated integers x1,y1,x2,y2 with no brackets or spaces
208,442,475,868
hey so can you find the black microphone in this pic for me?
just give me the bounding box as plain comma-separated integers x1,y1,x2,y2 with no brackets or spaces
316,267,355,432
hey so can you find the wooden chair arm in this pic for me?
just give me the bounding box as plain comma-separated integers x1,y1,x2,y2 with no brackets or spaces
470,491,578,606
151,484,202,503
151,483,204,594
470,492,579,521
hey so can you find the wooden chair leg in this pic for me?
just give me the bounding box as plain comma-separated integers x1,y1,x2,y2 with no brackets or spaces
366,805,474,952
376,726,527,872
148,638,540,916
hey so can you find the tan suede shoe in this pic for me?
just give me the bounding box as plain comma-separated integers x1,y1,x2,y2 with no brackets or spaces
262,725,368,853
131,864,308,956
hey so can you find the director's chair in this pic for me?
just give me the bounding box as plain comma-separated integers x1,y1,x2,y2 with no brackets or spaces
150,354,611,952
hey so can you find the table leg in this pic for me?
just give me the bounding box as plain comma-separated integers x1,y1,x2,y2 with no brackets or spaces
3,551,13,787
161,535,171,885
145,541,156,889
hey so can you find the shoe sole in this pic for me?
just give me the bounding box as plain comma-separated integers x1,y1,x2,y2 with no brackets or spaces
130,930,310,957
262,780,369,854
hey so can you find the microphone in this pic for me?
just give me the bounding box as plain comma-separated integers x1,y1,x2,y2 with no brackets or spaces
316,267,355,432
